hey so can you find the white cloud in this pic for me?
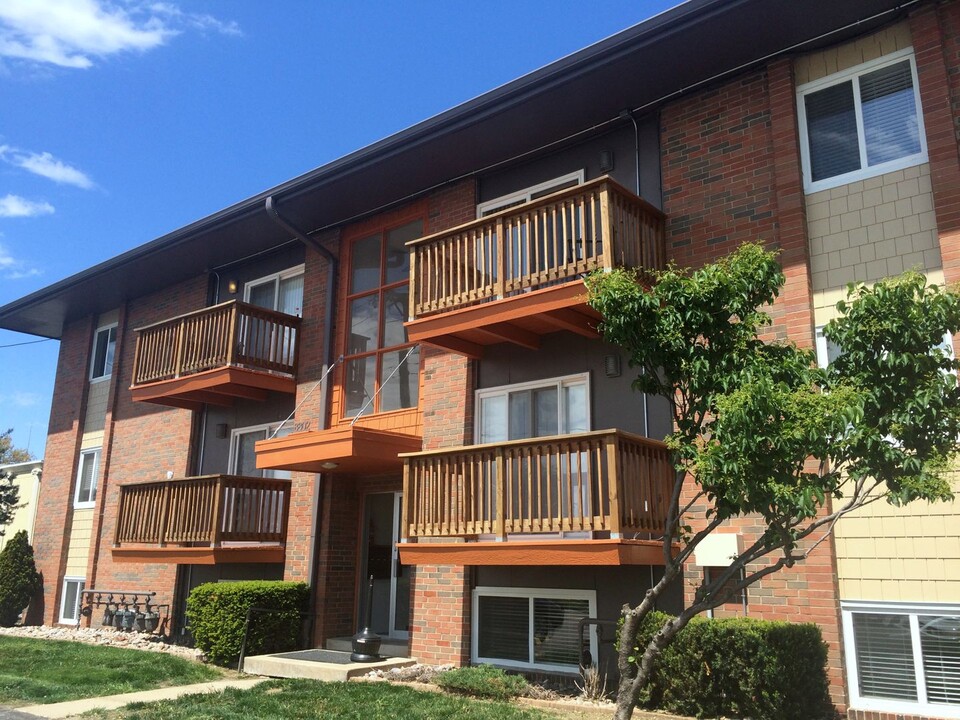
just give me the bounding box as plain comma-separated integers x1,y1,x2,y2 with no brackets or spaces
1,391,40,408
0,241,42,280
0,0,240,69
15,151,94,189
0,194,55,218
0,145,95,189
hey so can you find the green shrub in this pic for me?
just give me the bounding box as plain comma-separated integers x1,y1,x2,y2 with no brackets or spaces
0,530,41,627
629,611,833,720
434,665,529,700
185,580,308,666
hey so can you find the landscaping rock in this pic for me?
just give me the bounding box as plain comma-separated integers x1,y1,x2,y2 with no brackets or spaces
0,625,203,661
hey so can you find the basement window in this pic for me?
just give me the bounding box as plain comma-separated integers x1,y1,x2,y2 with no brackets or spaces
842,602,960,717
472,587,597,672
59,577,85,624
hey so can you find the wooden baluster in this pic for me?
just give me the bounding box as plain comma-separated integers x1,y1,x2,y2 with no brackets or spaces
157,482,172,547
408,247,417,321
401,461,411,542
606,432,622,537
600,182,613,269
495,216,505,300
227,303,238,367
494,446,505,541
211,477,225,547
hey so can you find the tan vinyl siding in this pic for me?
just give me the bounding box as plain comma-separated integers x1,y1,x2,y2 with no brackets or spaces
834,477,960,603
794,22,912,85
64,509,94,577
808,164,941,312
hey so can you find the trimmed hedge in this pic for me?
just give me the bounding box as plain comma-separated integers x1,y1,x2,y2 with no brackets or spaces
185,580,308,666
631,610,833,720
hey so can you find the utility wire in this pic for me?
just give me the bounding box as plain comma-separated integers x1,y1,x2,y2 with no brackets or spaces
0,338,53,349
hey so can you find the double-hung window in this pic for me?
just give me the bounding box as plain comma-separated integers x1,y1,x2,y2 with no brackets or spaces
90,324,117,381
798,49,927,193
59,577,85,624
842,601,960,717
74,448,100,509
472,587,597,671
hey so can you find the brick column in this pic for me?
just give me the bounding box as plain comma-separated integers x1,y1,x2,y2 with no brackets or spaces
409,565,472,665
911,3,960,287
29,317,94,625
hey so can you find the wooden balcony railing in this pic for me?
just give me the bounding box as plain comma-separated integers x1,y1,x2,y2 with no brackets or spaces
114,475,291,548
131,300,301,387
408,176,665,319
401,429,673,540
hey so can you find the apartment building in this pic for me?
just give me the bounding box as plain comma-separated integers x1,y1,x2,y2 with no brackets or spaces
1,1,958,717
0,460,42,552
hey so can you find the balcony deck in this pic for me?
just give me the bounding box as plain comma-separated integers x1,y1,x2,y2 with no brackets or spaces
405,177,665,357
130,300,301,410
398,429,675,566
112,474,291,565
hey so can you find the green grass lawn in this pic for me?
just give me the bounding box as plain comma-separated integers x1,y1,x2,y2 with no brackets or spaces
83,679,556,720
0,636,223,706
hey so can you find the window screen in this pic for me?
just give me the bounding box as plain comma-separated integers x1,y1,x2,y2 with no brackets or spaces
853,613,918,701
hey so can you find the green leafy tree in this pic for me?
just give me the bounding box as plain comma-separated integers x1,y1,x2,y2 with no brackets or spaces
0,429,33,534
585,243,960,720
0,530,42,626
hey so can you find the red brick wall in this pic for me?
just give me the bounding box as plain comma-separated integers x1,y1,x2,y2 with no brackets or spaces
409,564,472,666
30,316,94,625
285,234,338,585
81,276,208,618
661,59,844,707
407,179,477,664
912,2,960,290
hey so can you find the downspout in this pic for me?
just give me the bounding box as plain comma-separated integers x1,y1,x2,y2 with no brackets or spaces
621,109,651,438
264,195,338,649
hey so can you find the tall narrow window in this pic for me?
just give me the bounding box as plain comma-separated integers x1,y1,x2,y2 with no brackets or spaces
74,448,100,508
344,220,423,417
90,324,117,381
59,577,85,624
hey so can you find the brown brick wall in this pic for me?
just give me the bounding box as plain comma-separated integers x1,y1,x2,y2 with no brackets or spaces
30,316,94,625
79,276,208,617
661,58,844,707
407,179,477,664
912,2,960,290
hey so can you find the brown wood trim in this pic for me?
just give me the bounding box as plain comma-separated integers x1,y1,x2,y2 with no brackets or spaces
405,281,598,347
111,545,286,565
130,366,297,402
257,424,422,474
397,539,673,566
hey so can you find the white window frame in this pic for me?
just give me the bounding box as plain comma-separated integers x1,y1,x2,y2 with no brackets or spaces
472,586,598,672
73,448,100,509
815,326,954,369
842,600,960,718
474,372,591,444
59,577,85,624
228,422,291,480
89,323,117,382
477,170,585,218
797,48,928,194
243,264,305,315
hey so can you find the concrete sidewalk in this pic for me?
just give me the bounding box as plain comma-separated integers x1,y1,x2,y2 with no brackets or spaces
11,678,265,719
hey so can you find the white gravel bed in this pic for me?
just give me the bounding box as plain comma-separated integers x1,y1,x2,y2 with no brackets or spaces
0,624,203,661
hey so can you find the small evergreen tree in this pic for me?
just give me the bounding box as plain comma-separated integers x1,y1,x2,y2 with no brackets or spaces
0,530,42,627
0,429,33,533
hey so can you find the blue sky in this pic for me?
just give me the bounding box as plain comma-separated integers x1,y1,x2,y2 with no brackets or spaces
0,0,678,458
